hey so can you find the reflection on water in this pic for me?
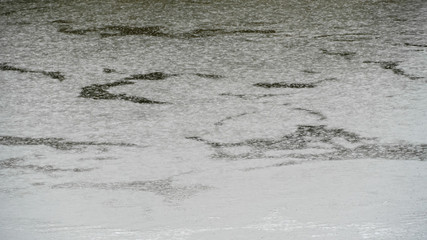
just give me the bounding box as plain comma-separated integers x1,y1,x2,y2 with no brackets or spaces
1,0,426,239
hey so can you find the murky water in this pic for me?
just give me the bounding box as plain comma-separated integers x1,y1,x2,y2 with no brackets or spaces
1,0,427,239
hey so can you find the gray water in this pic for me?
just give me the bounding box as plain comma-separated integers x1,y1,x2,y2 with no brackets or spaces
1,0,427,239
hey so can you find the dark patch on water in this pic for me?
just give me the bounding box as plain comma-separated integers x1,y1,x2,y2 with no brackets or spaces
182,28,275,38
0,63,65,81
32,182,45,186
103,68,116,73
404,43,427,48
219,93,290,100
302,69,320,74
80,80,167,104
59,25,165,37
56,24,275,38
51,19,73,24
313,33,374,42
0,63,29,72
124,72,222,80
233,29,276,34
0,158,93,173
186,125,426,161
1,6,48,16
293,108,327,120
58,27,97,35
333,144,427,160
99,25,167,37
243,160,306,171
219,93,250,99
0,135,135,150
0,158,22,168
81,72,221,104
79,156,117,161
314,32,373,38
1,10,16,16
254,82,316,89
394,18,408,22
320,49,356,59
52,179,211,199
42,71,65,81
186,0,213,4
194,73,224,79
363,61,422,80
253,77,336,89
331,37,373,42
185,136,229,148
214,111,257,126
124,72,177,80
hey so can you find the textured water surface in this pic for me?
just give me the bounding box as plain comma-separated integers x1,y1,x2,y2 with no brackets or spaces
1,0,427,239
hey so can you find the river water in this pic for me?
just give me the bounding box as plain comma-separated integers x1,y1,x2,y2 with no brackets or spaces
1,0,427,239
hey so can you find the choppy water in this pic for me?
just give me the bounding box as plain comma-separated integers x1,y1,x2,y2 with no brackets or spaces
1,0,427,239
